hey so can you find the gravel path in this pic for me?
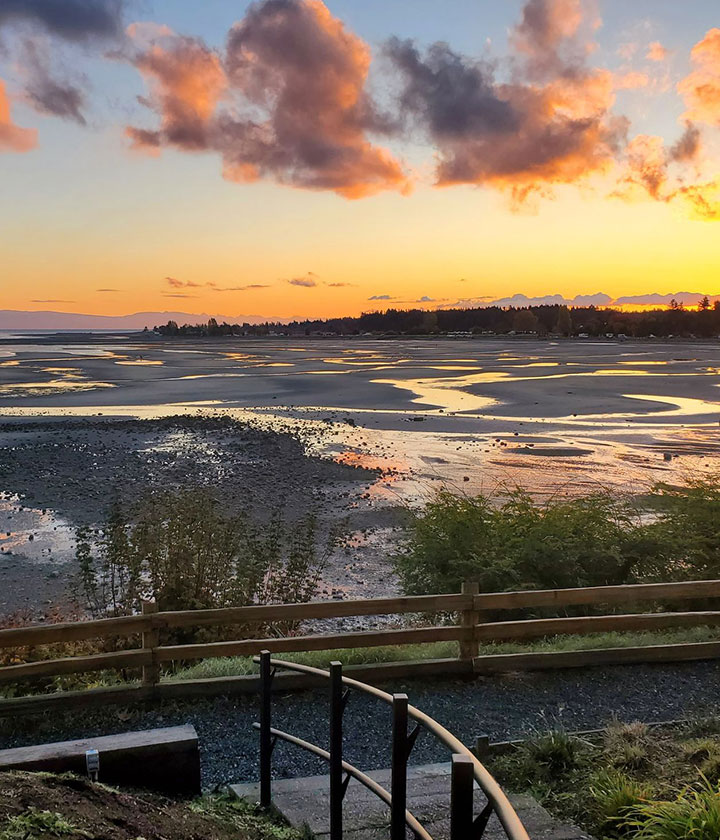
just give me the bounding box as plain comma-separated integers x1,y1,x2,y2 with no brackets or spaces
3,661,720,789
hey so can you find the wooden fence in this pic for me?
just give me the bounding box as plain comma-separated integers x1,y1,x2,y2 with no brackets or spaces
1,579,720,714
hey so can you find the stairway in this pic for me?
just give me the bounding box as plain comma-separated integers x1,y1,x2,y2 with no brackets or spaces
231,761,593,839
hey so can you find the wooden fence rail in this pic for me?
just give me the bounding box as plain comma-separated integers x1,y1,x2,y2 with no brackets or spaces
1,578,720,713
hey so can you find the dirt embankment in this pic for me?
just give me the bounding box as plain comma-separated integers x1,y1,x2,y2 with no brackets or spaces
0,770,278,840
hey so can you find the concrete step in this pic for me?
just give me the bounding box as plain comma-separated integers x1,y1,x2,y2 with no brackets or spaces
231,761,593,839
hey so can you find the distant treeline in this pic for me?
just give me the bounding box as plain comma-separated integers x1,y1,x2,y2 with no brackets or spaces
153,298,720,339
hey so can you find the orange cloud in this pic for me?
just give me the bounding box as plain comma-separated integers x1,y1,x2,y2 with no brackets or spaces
0,79,37,152
646,41,669,62
126,0,409,199
616,124,718,219
614,71,650,90
388,0,625,203
623,133,667,198
127,35,226,151
219,0,408,198
678,28,720,125
672,180,720,221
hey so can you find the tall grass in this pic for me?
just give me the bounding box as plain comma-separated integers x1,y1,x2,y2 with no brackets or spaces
163,625,720,682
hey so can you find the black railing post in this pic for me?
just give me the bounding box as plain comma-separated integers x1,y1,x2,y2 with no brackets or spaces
259,650,273,808
451,753,474,840
329,661,344,840
391,693,409,840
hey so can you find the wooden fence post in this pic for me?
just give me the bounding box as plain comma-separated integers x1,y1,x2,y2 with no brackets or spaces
459,581,480,661
141,600,160,689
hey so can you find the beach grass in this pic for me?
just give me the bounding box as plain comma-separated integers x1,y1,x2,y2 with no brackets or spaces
162,625,720,682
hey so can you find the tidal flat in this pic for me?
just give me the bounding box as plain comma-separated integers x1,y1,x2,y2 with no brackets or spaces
1,333,719,617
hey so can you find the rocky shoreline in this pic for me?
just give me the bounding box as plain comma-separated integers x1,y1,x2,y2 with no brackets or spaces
0,415,403,618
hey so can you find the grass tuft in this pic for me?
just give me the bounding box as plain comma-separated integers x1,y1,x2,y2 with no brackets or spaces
0,808,86,840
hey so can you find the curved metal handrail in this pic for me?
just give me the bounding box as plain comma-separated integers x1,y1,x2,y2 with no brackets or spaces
254,656,530,840
251,722,433,840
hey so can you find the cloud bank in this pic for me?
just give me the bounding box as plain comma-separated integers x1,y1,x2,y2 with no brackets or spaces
1,0,719,219
441,291,718,309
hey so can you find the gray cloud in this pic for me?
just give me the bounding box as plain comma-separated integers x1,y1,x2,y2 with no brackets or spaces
0,0,126,41
287,276,318,287
386,38,517,139
368,294,393,300
384,1,626,200
212,284,272,291
670,121,701,162
166,276,202,288
21,40,87,124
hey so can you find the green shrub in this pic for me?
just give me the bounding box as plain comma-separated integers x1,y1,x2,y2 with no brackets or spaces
650,476,720,582
622,778,720,839
393,487,656,595
75,488,330,618
393,475,720,597
589,769,649,836
0,808,84,840
699,755,720,785
525,730,586,777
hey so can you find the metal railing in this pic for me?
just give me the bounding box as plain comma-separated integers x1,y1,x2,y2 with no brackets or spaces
254,652,530,840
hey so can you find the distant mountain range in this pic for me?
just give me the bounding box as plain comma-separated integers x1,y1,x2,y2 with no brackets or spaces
0,310,277,330
2,291,718,331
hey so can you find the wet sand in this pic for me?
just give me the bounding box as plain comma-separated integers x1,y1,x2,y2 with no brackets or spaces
1,334,719,616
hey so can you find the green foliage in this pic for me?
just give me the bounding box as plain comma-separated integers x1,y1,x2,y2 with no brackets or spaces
0,808,85,839
75,488,330,617
492,728,592,793
622,778,720,839
394,476,720,596
394,487,656,595
190,793,309,840
604,722,651,771
650,477,720,581
525,730,587,778
589,769,649,836
490,721,720,840
166,641,460,681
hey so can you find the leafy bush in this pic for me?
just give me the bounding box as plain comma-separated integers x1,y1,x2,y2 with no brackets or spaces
650,476,720,582
394,487,656,595
393,476,720,597
622,779,720,839
75,488,331,617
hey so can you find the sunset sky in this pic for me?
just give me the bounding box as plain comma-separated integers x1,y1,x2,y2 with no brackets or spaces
1,0,720,320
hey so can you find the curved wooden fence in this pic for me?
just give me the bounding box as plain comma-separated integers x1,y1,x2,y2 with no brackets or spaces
1,578,720,714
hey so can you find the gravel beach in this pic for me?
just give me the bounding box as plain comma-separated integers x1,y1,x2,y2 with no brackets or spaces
0,414,394,616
